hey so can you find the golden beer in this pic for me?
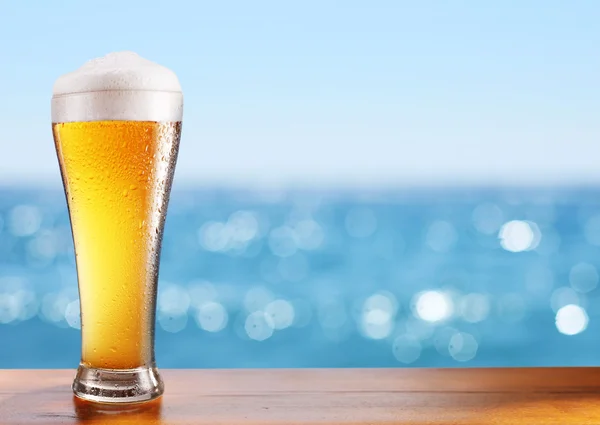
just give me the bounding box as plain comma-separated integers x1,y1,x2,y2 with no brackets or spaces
52,52,183,403
53,121,181,369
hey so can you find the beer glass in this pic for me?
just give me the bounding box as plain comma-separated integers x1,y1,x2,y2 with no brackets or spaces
51,52,183,403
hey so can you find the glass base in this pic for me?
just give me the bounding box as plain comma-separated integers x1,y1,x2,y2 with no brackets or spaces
72,364,164,404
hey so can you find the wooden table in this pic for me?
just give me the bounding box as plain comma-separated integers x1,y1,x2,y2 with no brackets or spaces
1,368,600,424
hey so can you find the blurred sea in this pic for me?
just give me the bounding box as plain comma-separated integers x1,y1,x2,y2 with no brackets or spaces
1,187,600,369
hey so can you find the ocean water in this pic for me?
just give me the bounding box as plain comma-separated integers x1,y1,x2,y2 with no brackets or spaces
1,187,600,369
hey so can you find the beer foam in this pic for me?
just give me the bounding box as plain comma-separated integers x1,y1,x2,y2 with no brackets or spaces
53,51,181,95
52,52,183,122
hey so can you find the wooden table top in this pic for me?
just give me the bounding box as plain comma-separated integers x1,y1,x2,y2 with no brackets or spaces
1,368,600,424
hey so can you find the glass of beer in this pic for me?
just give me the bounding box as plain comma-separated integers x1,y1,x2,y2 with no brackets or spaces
51,52,183,403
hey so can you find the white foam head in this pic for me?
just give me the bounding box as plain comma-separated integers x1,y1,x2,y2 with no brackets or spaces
52,52,183,123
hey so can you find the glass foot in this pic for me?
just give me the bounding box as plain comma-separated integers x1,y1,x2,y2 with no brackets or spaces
72,363,164,404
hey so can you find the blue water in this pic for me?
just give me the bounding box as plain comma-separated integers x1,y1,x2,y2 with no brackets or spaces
1,187,600,368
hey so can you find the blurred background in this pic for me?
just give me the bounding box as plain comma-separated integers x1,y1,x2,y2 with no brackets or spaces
2,1,600,368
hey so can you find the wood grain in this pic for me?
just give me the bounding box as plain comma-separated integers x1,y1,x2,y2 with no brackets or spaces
1,368,600,424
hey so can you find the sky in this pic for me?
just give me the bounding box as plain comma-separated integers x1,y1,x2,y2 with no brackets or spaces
1,1,600,188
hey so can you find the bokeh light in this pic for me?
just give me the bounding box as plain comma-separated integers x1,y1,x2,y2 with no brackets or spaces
64,300,81,329
195,301,228,332
244,286,274,313
158,283,190,316
584,214,600,246
458,293,490,323
359,292,397,340
472,203,504,235
551,287,581,313
158,311,188,333
569,262,598,294
448,332,478,362
433,326,458,357
293,219,324,250
188,280,219,309
498,220,541,252
265,299,295,330
413,291,453,323
245,311,274,341
555,304,588,336
9,205,41,237
392,335,421,364
0,293,19,324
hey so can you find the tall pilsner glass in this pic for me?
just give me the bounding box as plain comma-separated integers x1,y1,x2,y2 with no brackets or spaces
51,52,183,403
